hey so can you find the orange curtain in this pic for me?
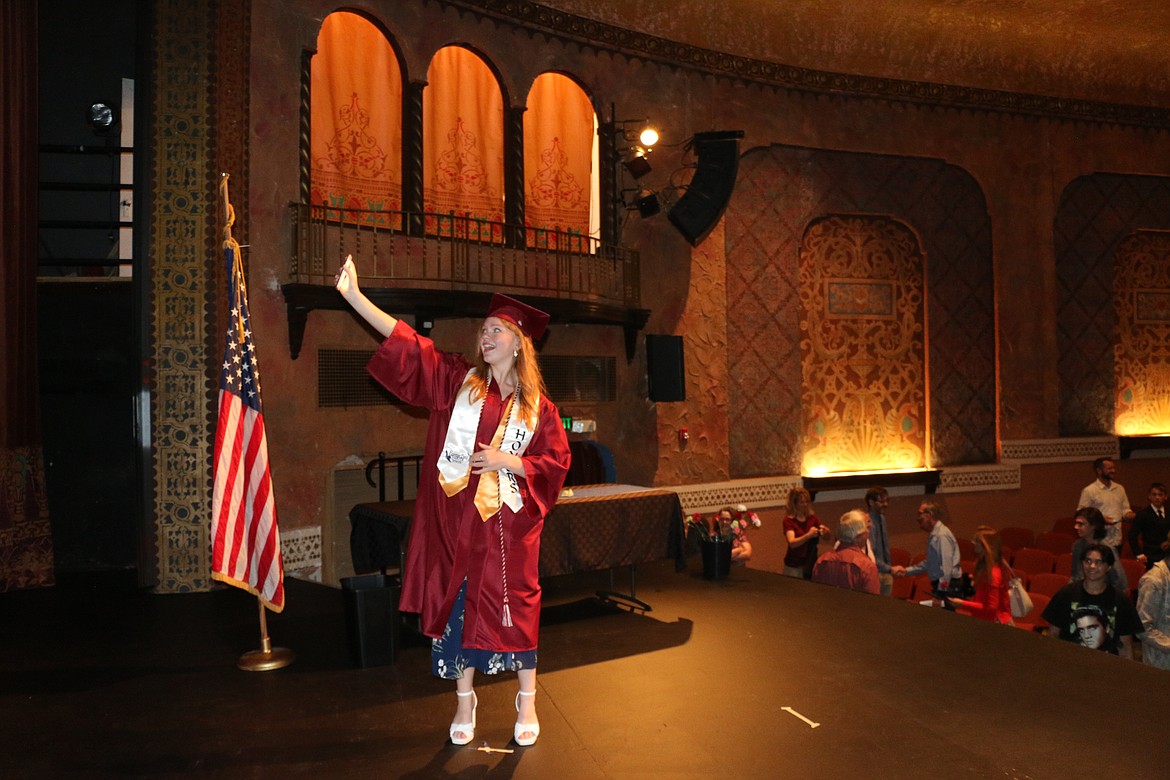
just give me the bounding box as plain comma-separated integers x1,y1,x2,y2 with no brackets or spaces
524,73,594,251
423,46,504,241
310,11,402,225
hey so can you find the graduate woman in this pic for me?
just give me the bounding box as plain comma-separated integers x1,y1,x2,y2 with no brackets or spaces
336,257,571,747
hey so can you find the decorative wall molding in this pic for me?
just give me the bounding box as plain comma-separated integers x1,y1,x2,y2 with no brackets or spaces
450,0,1170,129
281,526,323,582
671,476,803,515
1000,437,1119,464
938,464,1020,493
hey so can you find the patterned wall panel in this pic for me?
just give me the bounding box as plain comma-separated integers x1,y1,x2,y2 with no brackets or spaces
147,0,250,592
1114,231,1170,435
725,146,995,476
1056,175,1170,436
799,216,926,473
657,220,732,485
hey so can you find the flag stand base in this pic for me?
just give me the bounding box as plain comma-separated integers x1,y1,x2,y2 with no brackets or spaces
237,594,295,672
238,641,295,672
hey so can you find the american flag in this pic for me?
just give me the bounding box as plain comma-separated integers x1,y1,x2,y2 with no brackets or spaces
211,223,285,612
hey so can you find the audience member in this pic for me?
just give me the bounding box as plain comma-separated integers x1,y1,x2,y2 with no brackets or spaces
1042,543,1142,658
781,488,828,580
782,488,829,580
865,486,894,596
724,504,760,564
812,509,880,595
1136,531,1170,671
945,526,1013,624
893,501,962,598
1129,483,1170,570
1076,457,1134,555
1071,506,1127,593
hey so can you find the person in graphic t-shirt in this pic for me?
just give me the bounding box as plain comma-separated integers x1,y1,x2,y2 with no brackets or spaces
1042,543,1142,658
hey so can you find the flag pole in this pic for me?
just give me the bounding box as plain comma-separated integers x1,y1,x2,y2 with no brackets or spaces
238,594,295,671
215,172,294,672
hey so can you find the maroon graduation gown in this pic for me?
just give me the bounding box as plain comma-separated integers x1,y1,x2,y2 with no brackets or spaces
366,321,571,652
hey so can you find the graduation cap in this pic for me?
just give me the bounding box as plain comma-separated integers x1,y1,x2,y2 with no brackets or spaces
487,293,550,342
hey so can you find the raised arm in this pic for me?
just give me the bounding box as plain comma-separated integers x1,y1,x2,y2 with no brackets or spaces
335,256,399,338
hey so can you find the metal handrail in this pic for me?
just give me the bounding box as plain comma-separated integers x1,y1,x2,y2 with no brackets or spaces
290,202,640,308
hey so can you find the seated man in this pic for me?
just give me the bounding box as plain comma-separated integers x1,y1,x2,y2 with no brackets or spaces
811,509,880,595
1042,543,1142,659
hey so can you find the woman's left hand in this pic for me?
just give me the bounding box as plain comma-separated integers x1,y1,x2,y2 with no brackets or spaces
471,444,507,473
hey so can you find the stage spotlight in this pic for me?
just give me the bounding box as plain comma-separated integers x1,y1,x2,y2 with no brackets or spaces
638,126,659,147
634,190,660,217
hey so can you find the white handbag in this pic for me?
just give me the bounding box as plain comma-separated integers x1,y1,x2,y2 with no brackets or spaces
1006,563,1033,618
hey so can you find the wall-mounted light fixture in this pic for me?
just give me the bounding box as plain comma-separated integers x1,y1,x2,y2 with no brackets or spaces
617,119,659,179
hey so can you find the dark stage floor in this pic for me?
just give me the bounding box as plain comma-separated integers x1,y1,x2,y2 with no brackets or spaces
3,560,1169,779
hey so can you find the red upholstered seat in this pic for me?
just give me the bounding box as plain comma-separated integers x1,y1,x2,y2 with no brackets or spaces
1027,572,1068,598
1119,558,1146,600
1012,548,1057,577
1012,593,1050,632
1033,531,1075,556
999,527,1036,552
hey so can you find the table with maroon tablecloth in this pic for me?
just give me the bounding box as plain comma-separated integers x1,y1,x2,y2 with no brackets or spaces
536,484,685,578
349,484,685,589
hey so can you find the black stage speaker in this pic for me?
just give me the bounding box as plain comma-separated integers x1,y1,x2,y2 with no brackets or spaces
667,131,743,246
646,334,685,402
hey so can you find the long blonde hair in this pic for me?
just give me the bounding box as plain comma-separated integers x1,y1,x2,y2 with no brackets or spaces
464,320,547,427
972,525,1005,584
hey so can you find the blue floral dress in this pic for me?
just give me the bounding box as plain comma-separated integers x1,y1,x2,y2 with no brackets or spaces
432,579,538,679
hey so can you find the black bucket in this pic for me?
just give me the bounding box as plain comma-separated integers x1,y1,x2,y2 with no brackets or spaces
700,539,732,580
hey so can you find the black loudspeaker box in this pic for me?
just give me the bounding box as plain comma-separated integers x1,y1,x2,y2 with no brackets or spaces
646,334,685,402
667,131,742,246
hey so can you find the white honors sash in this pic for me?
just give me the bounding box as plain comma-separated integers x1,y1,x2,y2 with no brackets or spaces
437,370,539,519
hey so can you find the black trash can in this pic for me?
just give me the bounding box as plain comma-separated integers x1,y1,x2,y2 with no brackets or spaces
341,574,399,667
700,538,732,580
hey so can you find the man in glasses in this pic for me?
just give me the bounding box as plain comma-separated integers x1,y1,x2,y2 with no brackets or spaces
1042,543,1142,658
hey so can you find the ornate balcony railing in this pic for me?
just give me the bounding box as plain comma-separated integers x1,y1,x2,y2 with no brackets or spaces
281,203,649,360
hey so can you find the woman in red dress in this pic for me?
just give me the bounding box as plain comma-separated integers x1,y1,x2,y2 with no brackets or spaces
337,257,571,747
947,525,1013,624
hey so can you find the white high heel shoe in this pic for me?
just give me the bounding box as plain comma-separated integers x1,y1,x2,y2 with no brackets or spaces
514,689,539,746
449,690,477,746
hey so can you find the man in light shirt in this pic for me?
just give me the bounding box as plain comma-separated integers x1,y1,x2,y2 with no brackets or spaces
893,501,961,599
1077,457,1134,555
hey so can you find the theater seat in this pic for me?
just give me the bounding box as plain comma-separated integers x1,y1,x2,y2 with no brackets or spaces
1027,572,1068,598
1012,548,1057,577
891,575,915,600
1033,531,1075,556
1013,593,1050,633
1000,526,1036,552
890,548,912,567
912,574,934,600
1119,558,1146,600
